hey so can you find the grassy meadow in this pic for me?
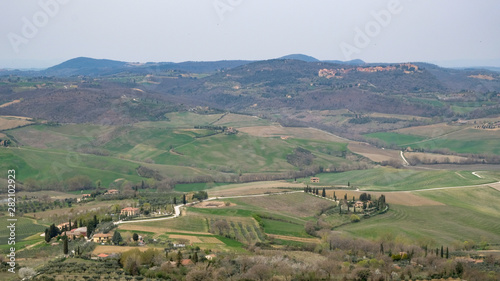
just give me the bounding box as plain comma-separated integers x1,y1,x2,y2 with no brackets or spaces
337,186,500,246
366,126,500,155
3,112,353,184
295,167,497,191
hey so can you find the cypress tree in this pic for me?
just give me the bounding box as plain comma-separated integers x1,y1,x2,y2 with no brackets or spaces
63,235,68,255
182,194,187,205
176,250,183,267
87,221,95,237
193,252,198,263
322,188,326,197
380,243,384,254
112,231,123,245
440,246,444,258
93,215,98,228
446,247,449,259
44,229,50,243
173,197,177,205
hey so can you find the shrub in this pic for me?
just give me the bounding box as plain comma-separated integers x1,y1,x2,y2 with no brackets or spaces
350,214,360,223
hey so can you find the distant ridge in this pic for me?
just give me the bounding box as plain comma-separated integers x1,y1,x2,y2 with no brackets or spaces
279,54,320,62
322,59,365,65
43,57,253,76
278,54,365,65
44,57,128,76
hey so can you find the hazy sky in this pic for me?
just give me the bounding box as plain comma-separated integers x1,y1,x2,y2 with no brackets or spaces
1,0,499,68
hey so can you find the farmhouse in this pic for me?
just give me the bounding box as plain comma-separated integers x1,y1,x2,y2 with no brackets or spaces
62,227,87,240
310,177,320,183
121,207,140,216
181,259,194,266
77,194,92,202
205,254,217,260
57,222,70,230
105,189,119,195
354,201,364,209
92,233,113,243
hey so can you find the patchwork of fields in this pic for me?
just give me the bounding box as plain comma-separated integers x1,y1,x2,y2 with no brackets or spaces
1,111,499,262
366,125,500,155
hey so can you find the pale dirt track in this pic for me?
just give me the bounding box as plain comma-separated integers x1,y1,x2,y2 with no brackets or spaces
488,181,500,192
0,100,21,108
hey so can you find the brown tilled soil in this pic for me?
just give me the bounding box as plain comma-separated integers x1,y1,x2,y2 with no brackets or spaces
192,201,236,208
348,142,401,163
238,126,348,142
93,245,163,254
405,152,470,164
267,234,321,244
0,116,33,130
168,234,203,243
118,224,211,235
209,181,304,197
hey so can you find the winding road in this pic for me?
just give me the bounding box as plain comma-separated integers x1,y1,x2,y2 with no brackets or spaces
114,191,303,225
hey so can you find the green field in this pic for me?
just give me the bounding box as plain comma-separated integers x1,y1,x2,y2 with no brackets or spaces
297,167,496,191
260,218,311,237
0,147,144,185
364,132,427,146
337,187,500,245
365,128,500,155
0,217,46,252
129,215,209,233
187,193,332,238
4,116,352,182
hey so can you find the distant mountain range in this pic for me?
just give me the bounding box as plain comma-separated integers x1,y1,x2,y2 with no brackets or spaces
1,54,499,127
2,54,368,77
